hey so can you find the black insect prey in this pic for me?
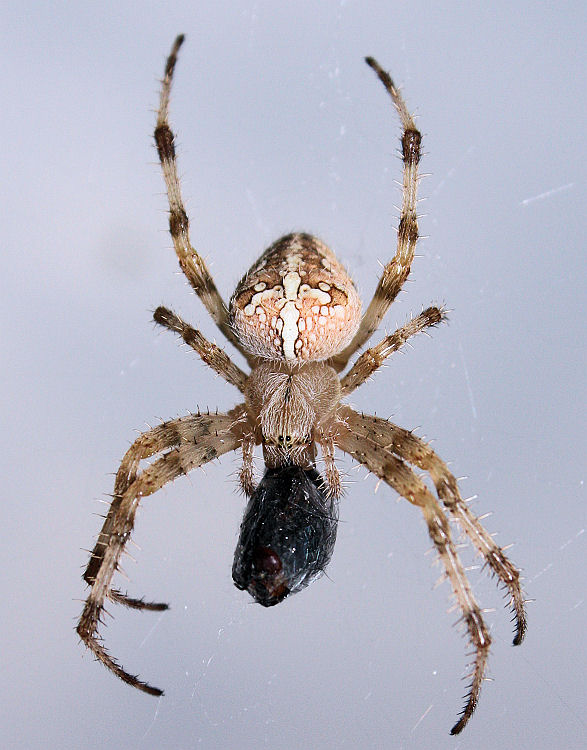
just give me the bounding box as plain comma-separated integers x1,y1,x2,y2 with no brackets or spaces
232,466,338,607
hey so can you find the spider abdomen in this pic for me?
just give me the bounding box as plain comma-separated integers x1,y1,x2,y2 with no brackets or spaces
229,232,361,361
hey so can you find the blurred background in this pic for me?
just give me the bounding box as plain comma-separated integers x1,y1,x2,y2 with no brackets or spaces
2,2,585,748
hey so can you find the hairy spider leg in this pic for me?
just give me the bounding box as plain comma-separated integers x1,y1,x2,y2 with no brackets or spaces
340,306,447,396
154,306,249,392
339,408,527,646
78,410,245,694
336,413,492,734
154,35,256,366
332,58,421,372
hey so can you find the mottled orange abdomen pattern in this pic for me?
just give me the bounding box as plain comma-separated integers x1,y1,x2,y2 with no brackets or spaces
230,233,361,361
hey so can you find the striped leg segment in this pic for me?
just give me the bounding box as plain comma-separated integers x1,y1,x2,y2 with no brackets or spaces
333,58,422,372
154,36,256,365
339,407,527,646
78,409,244,694
337,409,496,734
340,306,446,396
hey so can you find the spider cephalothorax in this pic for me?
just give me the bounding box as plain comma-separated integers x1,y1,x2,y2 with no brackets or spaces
78,36,527,735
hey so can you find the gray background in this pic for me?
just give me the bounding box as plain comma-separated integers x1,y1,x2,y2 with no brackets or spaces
2,2,585,749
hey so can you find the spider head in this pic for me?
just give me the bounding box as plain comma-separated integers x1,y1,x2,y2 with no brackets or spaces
232,465,338,607
245,360,341,467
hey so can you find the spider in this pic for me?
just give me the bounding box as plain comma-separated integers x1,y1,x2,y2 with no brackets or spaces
77,35,527,735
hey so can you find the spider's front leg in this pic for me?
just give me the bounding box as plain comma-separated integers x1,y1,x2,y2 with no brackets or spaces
155,36,256,367
340,306,447,396
336,411,491,734
78,408,245,695
154,306,248,393
332,58,421,372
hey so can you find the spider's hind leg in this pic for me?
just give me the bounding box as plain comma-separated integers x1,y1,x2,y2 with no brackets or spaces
337,411,492,734
78,409,245,694
340,306,447,396
108,589,169,611
338,407,527,647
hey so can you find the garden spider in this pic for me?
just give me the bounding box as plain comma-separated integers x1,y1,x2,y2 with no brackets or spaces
77,35,527,735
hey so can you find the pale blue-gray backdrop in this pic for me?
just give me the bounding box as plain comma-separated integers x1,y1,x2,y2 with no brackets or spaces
2,2,585,748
